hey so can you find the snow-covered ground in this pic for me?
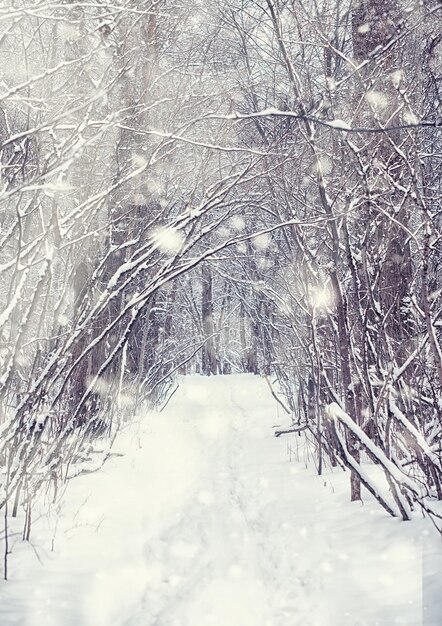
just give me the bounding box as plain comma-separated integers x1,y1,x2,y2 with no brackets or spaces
0,374,441,625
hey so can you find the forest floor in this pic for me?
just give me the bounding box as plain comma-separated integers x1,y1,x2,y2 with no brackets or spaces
0,374,441,626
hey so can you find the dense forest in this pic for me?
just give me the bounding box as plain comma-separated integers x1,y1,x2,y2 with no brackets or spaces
0,0,441,579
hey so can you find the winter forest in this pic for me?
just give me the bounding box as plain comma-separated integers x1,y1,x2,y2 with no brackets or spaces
0,0,441,623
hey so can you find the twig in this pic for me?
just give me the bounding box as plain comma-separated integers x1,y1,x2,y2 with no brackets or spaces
274,425,308,437
264,376,291,414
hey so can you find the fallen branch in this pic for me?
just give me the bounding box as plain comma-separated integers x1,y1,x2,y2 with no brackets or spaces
329,419,399,518
326,403,442,525
274,424,308,437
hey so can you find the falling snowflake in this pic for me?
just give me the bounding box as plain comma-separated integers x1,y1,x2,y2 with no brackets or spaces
365,90,389,111
253,232,271,251
151,226,184,253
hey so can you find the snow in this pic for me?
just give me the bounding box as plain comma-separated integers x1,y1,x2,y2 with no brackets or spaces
365,91,389,111
327,119,352,130
310,285,333,310
1,375,441,626
230,215,246,231
403,111,420,126
252,232,272,251
151,226,185,254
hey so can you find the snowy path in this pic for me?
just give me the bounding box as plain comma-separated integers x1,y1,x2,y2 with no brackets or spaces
1,375,440,626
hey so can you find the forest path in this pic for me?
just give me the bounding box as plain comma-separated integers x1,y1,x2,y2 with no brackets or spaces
0,375,438,626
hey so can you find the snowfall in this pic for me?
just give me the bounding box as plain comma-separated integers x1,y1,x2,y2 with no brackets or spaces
0,375,441,626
